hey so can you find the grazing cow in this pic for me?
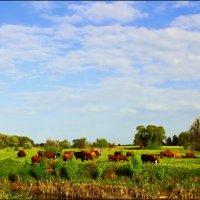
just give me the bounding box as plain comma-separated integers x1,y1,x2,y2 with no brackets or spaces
108,154,117,162
141,154,159,164
17,150,26,158
116,155,128,162
173,152,182,158
44,151,56,160
126,152,134,157
186,152,197,158
63,152,72,161
94,148,102,156
38,150,43,157
160,151,175,158
114,151,122,157
31,155,42,166
74,151,85,161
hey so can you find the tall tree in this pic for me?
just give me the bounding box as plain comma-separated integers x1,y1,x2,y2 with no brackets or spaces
172,134,179,146
178,131,190,148
188,117,200,150
133,125,166,149
72,137,88,149
166,136,172,146
93,138,109,148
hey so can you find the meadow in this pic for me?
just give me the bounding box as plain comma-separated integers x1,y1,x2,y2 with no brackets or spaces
0,146,200,199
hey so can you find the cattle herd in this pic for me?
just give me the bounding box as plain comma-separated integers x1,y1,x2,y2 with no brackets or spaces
17,149,198,166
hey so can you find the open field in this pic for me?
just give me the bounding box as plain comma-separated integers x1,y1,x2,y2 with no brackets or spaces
0,146,200,199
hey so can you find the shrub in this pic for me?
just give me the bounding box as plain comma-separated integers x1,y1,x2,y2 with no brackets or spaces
128,156,142,177
59,158,79,180
93,163,105,179
28,159,49,180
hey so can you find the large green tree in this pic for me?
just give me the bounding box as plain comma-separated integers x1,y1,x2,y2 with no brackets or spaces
188,117,200,151
92,138,109,148
178,131,190,149
72,137,88,149
133,125,166,149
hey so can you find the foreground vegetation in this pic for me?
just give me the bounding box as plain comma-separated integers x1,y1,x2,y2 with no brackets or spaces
0,146,200,199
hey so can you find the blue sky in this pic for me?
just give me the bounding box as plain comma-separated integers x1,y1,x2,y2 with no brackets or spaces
0,1,200,145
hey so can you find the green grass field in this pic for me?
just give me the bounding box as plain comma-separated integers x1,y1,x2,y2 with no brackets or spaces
0,146,199,199
0,146,200,178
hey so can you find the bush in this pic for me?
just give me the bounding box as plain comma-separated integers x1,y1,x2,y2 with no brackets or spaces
93,163,105,179
59,158,79,180
28,159,50,180
128,156,142,177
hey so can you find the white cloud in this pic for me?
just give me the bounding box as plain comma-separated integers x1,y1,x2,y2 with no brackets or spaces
69,2,148,23
43,2,148,25
170,14,200,30
172,1,191,8
27,1,55,12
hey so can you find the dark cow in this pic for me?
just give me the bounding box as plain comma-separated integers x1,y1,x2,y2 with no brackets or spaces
38,150,43,157
141,154,159,164
160,151,175,158
74,151,85,161
126,152,134,157
31,155,42,166
114,151,122,157
63,152,72,161
17,150,26,158
186,152,197,158
44,152,56,160
116,155,128,162
108,154,117,162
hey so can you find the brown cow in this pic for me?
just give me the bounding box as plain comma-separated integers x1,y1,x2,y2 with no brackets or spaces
114,151,122,157
44,152,56,160
160,151,175,158
31,155,42,166
108,154,117,162
116,155,128,162
63,153,72,161
186,152,197,158
141,154,159,164
126,152,134,157
17,150,26,158
74,151,85,161
38,150,43,157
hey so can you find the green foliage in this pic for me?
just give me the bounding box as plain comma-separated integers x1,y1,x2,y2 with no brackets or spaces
19,161,30,181
59,139,71,149
23,141,32,149
14,145,19,151
188,117,200,151
59,158,79,180
154,166,165,180
133,125,166,149
128,156,142,177
93,138,109,148
93,163,105,179
28,159,49,180
44,145,61,155
72,138,88,149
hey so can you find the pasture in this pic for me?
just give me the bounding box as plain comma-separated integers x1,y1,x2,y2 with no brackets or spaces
0,146,200,199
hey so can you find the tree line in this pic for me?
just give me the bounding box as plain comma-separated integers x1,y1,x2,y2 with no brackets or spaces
1,116,199,151
133,117,200,151
0,133,34,149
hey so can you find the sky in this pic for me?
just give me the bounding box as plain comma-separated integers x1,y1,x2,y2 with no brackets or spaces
0,1,200,145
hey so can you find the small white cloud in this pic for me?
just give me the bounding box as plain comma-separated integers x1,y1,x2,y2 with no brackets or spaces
170,14,200,31
27,1,55,12
172,1,190,8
